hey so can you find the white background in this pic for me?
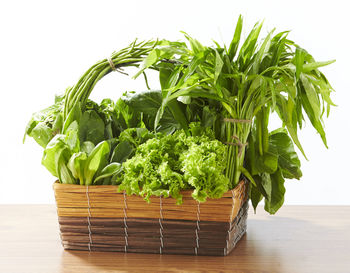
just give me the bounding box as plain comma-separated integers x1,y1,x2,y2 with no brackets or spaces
0,0,349,206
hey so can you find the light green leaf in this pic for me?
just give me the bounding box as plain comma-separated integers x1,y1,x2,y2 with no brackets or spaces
252,29,275,74
228,15,243,61
29,123,53,148
214,49,224,83
42,134,67,177
62,102,82,134
94,163,122,183
57,149,76,184
65,127,80,153
302,60,336,73
295,47,306,81
84,141,110,185
81,141,95,155
68,152,87,185
300,74,321,118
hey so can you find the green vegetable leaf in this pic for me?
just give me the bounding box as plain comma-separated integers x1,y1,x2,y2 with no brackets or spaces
62,102,82,134
42,134,68,177
269,130,302,179
111,141,134,163
94,163,122,184
228,15,243,61
79,110,105,145
84,141,110,185
81,141,95,155
264,168,286,214
29,123,53,148
250,185,263,212
57,148,76,184
302,60,336,73
214,49,224,83
68,152,87,185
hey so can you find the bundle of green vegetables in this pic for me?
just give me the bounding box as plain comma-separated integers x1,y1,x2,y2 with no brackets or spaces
24,16,335,214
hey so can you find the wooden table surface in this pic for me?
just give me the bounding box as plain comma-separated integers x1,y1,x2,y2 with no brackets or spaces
0,205,349,273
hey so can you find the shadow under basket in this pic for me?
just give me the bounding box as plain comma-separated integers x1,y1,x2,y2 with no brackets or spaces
53,180,248,256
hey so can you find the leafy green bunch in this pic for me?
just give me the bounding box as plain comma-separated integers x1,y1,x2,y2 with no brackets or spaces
25,93,157,185
133,16,335,213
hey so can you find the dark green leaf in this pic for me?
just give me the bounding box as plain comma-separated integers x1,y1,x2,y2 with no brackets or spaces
264,168,286,214
269,130,302,179
111,141,134,163
250,185,263,212
79,110,105,145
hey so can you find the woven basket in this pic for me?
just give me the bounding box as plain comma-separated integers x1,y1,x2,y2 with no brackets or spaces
54,180,248,256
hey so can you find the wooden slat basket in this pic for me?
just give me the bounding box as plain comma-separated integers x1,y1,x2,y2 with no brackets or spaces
54,180,248,256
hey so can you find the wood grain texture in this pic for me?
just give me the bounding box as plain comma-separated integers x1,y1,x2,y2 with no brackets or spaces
54,180,247,222
1,205,350,273
58,201,248,256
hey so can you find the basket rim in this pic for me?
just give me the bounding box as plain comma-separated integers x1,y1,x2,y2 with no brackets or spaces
53,179,247,199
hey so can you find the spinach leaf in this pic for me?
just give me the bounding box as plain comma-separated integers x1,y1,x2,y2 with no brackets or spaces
79,110,105,145
269,130,302,179
246,127,302,214
264,168,286,214
111,141,134,164
124,90,182,134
